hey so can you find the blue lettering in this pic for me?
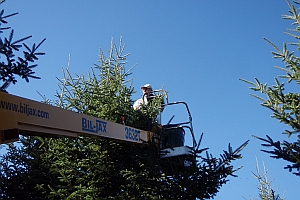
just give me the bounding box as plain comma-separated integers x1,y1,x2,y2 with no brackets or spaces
125,127,140,141
89,120,94,131
82,118,87,129
82,118,107,134
102,124,107,132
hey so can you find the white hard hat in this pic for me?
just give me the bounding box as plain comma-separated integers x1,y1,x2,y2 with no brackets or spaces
141,84,152,90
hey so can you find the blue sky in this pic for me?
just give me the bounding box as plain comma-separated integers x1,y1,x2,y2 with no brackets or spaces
1,0,299,199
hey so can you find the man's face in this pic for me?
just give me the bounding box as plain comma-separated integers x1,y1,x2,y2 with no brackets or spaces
142,87,152,95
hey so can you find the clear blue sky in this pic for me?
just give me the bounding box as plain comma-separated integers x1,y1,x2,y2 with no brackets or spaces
1,0,299,199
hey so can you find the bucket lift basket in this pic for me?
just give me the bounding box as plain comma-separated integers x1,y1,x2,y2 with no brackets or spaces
159,101,197,159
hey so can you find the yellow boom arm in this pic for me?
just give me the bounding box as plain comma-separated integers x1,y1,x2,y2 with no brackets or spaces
0,92,151,144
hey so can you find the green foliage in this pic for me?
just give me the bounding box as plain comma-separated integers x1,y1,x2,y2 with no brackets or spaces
244,159,285,200
0,37,248,199
0,4,45,92
55,39,163,130
240,0,300,176
0,137,60,199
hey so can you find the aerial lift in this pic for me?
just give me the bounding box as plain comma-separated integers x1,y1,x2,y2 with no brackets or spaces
0,90,197,162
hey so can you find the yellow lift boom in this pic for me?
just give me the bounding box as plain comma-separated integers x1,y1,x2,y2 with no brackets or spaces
0,92,152,144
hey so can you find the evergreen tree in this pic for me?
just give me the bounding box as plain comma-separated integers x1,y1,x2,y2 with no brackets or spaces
0,37,248,199
241,0,300,176
244,159,285,200
0,4,249,199
0,2,46,198
0,2,45,92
